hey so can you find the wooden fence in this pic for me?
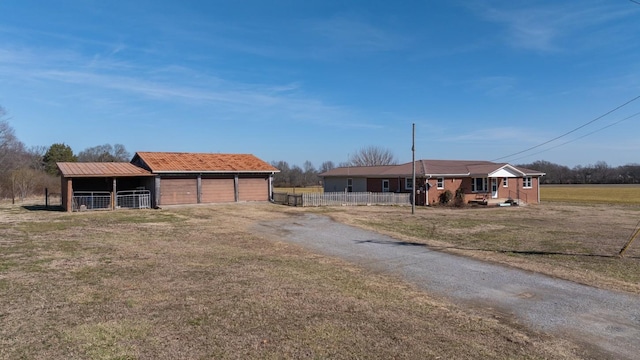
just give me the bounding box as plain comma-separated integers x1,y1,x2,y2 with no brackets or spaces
274,192,411,207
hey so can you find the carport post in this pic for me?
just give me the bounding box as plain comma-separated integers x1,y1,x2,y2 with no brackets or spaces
268,173,274,201
234,174,239,202
112,178,117,210
197,174,202,204
154,177,161,207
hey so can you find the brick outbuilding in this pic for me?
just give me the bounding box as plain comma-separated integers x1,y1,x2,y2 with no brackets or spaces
58,152,279,212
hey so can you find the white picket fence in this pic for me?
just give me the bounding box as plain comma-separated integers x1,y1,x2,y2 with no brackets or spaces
301,192,411,207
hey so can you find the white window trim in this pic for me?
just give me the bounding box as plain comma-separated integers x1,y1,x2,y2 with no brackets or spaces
405,178,413,190
502,177,508,187
523,176,532,189
436,177,444,189
382,179,390,192
472,177,488,193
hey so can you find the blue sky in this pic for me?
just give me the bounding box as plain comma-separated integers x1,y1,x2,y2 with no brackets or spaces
1,0,639,168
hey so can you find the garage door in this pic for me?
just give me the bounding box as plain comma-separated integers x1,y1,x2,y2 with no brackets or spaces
238,178,268,201
160,178,197,205
201,178,235,203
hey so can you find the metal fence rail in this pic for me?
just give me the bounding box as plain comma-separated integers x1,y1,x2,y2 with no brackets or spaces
116,190,151,209
72,191,111,211
301,192,411,207
508,190,527,205
272,192,303,206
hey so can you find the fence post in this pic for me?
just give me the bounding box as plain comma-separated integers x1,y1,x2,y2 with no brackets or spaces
45,188,49,208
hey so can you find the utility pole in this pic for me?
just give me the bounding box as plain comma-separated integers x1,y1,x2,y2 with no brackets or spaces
412,123,416,215
619,224,640,257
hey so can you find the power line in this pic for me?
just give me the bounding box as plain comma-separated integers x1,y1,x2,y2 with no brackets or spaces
492,94,640,162
505,111,640,163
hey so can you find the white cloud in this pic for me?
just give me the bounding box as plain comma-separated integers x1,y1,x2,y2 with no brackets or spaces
310,15,408,53
463,76,518,97
470,1,638,52
0,45,381,130
443,127,543,143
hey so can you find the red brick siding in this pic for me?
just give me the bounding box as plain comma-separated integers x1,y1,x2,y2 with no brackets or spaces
426,177,465,205
425,176,540,205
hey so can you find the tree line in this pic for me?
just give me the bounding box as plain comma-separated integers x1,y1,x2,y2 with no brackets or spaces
0,107,131,201
272,148,640,187
518,160,640,184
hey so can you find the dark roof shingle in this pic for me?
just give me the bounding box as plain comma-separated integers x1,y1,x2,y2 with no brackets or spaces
321,160,543,177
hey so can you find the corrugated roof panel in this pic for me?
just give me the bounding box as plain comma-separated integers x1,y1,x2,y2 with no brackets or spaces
57,162,154,177
135,152,279,173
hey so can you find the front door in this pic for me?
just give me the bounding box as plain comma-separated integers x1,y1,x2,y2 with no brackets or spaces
491,178,498,198
382,179,389,192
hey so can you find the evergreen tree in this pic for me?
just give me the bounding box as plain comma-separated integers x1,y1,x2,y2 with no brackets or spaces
43,143,76,175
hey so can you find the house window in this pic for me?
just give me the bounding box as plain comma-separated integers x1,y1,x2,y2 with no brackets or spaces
405,178,413,190
382,179,390,192
437,177,444,189
523,176,532,188
471,177,488,192
347,178,353,192
502,177,508,187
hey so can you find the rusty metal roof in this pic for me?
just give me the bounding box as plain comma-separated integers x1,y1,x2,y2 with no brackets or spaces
57,162,154,177
134,152,279,173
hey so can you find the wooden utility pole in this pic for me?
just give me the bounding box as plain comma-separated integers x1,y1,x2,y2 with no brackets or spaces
412,123,416,215
619,224,640,257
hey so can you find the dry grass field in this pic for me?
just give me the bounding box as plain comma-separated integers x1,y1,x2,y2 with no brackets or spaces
541,184,640,204
323,203,640,295
0,201,596,359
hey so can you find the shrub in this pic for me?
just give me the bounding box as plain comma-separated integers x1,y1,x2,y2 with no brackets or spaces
438,190,452,204
454,186,466,207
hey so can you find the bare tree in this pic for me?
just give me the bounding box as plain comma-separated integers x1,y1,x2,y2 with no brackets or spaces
347,146,397,166
11,168,38,201
319,161,335,174
0,109,28,198
78,143,130,162
0,117,25,173
302,161,322,186
288,165,304,187
271,160,290,187
15,145,48,172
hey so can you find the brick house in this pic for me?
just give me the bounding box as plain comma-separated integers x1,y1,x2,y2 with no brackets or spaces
319,160,545,205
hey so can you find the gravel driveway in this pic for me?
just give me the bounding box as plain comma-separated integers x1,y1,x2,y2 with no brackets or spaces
255,213,640,359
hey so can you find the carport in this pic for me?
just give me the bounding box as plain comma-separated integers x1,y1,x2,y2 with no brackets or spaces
57,162,156,212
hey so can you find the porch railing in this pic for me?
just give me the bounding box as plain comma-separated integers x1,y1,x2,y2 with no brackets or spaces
508,190,527,204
